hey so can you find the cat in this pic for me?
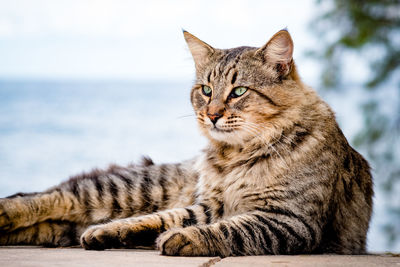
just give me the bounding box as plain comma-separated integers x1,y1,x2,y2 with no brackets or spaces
0,29,373,257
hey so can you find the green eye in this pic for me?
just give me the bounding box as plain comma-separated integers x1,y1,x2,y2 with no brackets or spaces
230,86,248,98
202,85,212,97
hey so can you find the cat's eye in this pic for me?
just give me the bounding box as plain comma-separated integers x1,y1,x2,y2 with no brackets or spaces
229,86,248,98
202,85,212,97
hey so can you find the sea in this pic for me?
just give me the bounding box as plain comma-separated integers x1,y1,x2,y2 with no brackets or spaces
0,79,205,195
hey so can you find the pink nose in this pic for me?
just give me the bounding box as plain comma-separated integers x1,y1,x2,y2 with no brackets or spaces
207,112,223,124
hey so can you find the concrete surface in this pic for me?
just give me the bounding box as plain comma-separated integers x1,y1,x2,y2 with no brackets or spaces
0,247,399,267
215,254,400,267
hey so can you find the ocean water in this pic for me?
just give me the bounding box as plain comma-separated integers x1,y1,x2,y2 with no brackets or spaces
0,80,206,196
0,79,397,252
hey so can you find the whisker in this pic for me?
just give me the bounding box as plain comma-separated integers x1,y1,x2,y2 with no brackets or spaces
177,114,196,119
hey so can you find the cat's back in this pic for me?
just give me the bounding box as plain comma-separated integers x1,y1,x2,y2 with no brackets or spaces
294,92,373,253
320,126,373,254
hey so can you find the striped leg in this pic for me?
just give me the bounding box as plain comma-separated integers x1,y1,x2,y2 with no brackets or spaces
157,208,320,257
0,221,85,247
0,160,198,234
80,204,212,250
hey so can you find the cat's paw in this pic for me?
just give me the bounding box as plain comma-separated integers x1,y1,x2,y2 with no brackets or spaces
0,199,17,232
0,232,10,245
81,219,160,250
80,224,121,250
0,198,36,232
156,227,210,256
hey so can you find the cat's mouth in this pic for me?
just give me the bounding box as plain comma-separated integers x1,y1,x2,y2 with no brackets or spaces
210,125,235,133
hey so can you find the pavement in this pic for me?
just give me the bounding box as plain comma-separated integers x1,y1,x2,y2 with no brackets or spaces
0,247,399,267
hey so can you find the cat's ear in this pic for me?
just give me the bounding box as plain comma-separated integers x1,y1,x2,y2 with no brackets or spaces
256,29,294,77
183,30,214,68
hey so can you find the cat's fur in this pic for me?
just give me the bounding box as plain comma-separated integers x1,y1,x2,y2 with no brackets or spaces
0,30,373,256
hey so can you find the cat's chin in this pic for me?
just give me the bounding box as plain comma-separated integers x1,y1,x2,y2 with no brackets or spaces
207,128,247,145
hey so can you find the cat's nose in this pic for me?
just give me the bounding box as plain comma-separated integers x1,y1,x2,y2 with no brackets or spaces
207,112,223,125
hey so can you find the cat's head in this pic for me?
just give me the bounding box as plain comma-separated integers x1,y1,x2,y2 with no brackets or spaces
184,30,311,146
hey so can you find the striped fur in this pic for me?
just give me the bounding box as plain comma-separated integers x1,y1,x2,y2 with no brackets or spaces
0,30,373,256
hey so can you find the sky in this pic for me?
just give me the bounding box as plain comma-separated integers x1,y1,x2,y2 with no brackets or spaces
0,0,318,82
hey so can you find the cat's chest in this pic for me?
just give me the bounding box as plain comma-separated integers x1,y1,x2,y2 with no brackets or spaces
198,161,270,217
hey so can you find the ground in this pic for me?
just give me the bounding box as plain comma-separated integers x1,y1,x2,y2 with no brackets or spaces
0,247,399,267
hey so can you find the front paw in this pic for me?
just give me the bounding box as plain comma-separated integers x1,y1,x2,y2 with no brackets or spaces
80,225,121,250
157,228,210,256
81,219,161,250
0,200,16,232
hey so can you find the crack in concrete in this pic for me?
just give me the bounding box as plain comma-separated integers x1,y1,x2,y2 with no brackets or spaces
198,256,221,267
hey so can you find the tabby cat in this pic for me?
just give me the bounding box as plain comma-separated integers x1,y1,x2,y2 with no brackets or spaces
0,30,373,256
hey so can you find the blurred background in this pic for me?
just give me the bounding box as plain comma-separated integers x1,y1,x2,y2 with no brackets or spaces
0,0,398,252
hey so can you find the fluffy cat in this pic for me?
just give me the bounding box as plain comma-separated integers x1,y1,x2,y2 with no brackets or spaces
0,30,373,256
